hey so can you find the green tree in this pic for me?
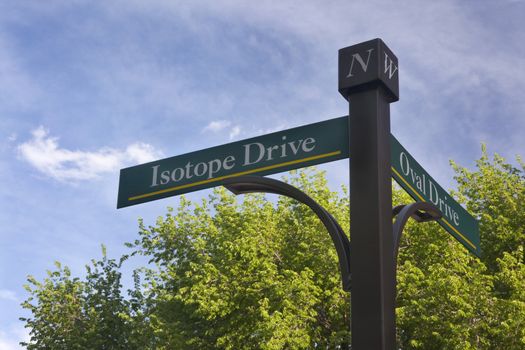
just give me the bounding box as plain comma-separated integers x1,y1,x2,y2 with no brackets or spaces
451,147,525,348
21,246,152,349
393,147,525,349
129,169,350,349
20,148,525,349
21,262,86,349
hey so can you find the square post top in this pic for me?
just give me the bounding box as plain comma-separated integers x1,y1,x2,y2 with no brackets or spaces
338,38,399,102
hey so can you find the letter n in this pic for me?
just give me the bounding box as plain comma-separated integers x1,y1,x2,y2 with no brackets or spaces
347,49,374,77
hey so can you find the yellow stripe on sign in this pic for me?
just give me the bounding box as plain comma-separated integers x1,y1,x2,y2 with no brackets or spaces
128,150,342,201
391,167,476,250
391,167,426,202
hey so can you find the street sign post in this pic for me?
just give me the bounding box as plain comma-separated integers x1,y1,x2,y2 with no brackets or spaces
117,38,481,350
339,38,398,350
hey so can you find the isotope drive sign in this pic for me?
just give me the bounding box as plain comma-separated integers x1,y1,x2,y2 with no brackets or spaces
117,116,349,209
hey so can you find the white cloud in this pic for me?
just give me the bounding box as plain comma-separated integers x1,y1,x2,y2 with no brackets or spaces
202,120,231,133
18,126,163,182
229,126,241,140
202,120,242,140
7,133,17,142
0,290,18,302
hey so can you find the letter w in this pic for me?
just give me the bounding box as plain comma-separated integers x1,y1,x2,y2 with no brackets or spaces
347,49,374,77
384,52,398,79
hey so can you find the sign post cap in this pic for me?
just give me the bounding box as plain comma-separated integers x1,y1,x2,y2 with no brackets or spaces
338,38,399,102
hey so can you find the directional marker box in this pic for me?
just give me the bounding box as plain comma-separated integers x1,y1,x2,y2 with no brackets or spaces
338,38,399,102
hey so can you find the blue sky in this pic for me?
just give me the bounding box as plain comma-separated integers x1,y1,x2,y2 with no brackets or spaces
1,1,525,347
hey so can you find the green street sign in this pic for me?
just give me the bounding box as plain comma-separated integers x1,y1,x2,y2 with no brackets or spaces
390,136,480,257
117,116,480,256
117,116,349,209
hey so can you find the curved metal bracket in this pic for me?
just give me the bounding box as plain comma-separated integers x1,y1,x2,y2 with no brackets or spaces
392,202,442,261
222,176,352,291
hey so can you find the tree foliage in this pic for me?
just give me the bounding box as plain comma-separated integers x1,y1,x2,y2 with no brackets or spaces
129,170,351,349
21,247,151,349
21,148,525,349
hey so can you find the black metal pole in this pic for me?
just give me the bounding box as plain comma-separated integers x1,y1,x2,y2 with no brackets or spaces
349,88,395,349
338,39,399,350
